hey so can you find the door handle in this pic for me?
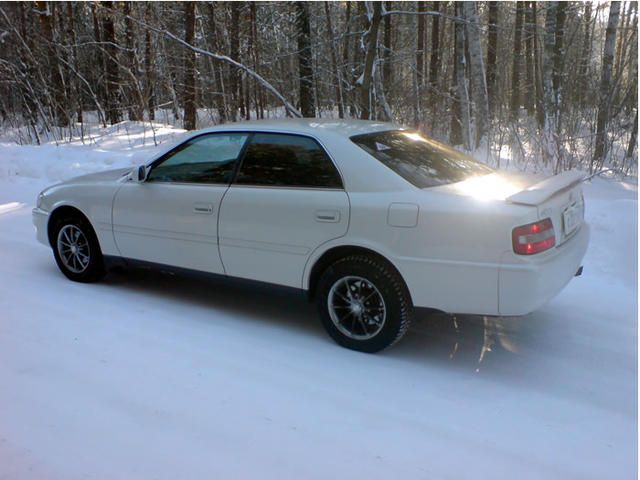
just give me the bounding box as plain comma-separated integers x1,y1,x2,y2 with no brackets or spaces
315,210,340,223
193,203,214,215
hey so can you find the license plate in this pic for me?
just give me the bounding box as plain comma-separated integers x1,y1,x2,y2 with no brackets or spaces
563,203,583,235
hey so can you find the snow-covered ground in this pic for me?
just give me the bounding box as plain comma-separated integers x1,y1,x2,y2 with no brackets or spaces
0,124,637,479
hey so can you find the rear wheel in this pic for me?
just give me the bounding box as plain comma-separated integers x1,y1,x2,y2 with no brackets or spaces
317,255,413,352
52,214,105,283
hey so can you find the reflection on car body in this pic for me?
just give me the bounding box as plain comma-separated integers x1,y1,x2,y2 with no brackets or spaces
32,119,589,353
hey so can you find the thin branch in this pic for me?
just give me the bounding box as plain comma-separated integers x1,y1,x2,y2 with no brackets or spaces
109,8,302,118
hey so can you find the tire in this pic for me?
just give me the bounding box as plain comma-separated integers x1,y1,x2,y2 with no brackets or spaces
51,213,106,283
316,255,413,353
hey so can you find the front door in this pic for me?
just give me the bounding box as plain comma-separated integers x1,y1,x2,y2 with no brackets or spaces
218,133,349,288
112,132,249,273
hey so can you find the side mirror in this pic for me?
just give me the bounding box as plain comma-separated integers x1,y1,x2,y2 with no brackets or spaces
135,165,147,182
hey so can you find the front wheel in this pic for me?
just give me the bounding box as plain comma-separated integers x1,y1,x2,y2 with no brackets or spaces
52,215,105,283
316,255,413,353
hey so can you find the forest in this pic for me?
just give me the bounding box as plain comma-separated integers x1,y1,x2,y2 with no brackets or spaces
0,1,637,175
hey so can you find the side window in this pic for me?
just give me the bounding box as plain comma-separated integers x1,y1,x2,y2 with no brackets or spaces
234,133,343,188
147,133,249,184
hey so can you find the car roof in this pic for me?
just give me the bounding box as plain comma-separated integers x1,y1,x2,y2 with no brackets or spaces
196,118,405,139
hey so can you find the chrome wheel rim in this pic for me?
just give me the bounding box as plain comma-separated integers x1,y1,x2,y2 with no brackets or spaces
327,275,386,340
57,224,91,274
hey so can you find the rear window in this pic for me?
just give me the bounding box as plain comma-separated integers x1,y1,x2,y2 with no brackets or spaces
351,130,493,188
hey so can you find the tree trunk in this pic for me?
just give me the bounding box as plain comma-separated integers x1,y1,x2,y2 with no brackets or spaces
101,1,121,125
524,1,536,115
229,3,241,121
183,1,197,130
295,2,315,117
324,2,344,118
533,1,545,129
542,1,557,129
343,1,353,116
541,2,560,166
592,1,621,171
359,2,382,120
205,2,226,123
123,2,143,121
249,2,263,120
429,2,441,83
144,4,155,121
577,2,592,107
510,2,524,120
552,1,567,109
383,1,392,90
463,1,489,148
486,1,498,117
451,4,470,148
35,0,67,127
91,2,107,126
623,111,638,172
66,1,82,124
614,1,629,82
428,0,441,112
416,1,425,92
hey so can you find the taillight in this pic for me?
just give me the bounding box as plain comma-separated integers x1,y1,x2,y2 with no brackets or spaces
512,218,556,255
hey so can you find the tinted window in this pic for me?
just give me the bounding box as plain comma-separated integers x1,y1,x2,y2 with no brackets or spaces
147,133,249,184
351,130,493,188
235,133,342,188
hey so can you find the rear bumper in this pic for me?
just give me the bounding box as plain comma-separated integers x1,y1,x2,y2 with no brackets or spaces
32,207,50,246
498,223,590,316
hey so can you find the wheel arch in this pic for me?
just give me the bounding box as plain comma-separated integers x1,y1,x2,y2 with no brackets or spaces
306,244,412,303
47,204,95,248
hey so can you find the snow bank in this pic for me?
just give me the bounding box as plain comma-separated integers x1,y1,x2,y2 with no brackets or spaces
583,177,638,286
0,121,186,182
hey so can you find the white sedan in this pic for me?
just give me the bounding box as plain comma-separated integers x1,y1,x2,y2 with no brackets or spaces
33,119,589,352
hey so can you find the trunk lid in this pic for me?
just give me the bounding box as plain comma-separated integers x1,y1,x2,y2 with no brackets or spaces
505,170,586,246
436,169,587,247
505,170,585,206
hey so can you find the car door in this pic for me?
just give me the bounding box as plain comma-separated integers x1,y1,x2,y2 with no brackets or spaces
112,132,249,273
218,132,350,288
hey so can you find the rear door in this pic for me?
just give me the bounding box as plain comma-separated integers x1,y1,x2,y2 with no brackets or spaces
112,132,249,273
218,133,349,288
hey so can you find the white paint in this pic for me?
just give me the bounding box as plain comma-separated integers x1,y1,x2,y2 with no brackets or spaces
32,119,590,317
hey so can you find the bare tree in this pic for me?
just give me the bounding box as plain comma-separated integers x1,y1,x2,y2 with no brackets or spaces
463,1,489,147
486,1,499,117
123,1,143,121
510,2,524,120
359,1,383,120
0,0,635,175
451,2,470,148
295,1,315,117
183,1,196,130
35,1,67,126
143,3,155,121
593,1,621,171
101,1,121,125
324,2,344,118
524,1,536,116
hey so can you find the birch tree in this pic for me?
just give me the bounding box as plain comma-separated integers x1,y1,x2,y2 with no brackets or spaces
463,1,489,148
593,1,621,171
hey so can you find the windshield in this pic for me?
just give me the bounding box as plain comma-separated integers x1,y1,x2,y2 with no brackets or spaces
351,130,493,188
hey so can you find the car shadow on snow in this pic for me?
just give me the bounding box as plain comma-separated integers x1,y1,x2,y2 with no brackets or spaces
99,267,544,374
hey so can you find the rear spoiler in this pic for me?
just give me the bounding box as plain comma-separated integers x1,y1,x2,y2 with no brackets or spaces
507,170,586,206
